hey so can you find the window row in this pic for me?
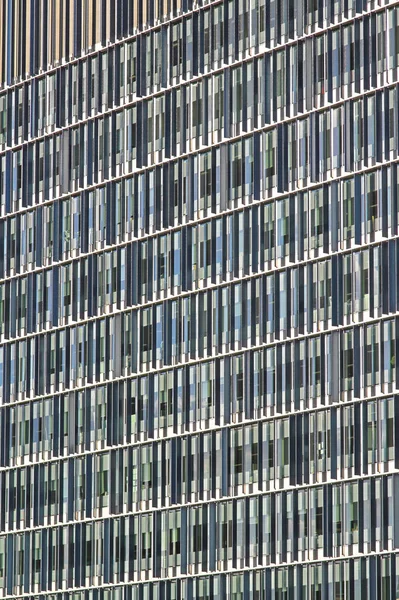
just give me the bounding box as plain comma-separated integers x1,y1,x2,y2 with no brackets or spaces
1,553,398,600
0,475,398,592
2,1,399,147
0,271,387,394
2,225,399,348
1,152,399,286
0,309,397,415
0,366,395,464
1,397,397,527
2,75,399,222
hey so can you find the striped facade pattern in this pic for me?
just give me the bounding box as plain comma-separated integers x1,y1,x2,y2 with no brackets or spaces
1,0,399,599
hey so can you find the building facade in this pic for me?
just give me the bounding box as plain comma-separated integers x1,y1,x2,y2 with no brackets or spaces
1,0,399,598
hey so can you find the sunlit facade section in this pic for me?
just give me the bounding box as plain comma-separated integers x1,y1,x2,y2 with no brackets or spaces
0,0,189,88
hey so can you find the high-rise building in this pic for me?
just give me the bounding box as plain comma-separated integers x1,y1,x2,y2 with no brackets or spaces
1,0,399,597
